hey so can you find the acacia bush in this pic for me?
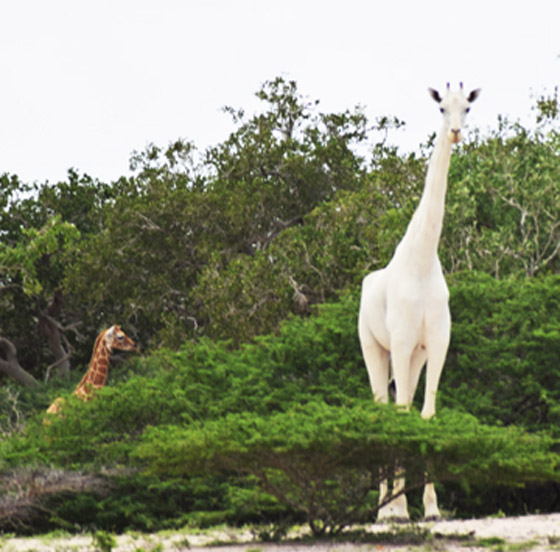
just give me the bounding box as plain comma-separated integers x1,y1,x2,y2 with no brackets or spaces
135,401,559,535
3,295,364,468
4,274,560,532
444,272,560,433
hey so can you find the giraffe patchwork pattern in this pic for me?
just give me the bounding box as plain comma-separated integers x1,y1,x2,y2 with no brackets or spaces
46,325,138,415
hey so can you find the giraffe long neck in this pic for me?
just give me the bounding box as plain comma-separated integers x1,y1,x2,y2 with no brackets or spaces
403,126,453,263
74,332,111,400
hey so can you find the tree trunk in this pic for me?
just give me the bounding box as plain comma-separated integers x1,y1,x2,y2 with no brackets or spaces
38,290,71,379
0,337,38,386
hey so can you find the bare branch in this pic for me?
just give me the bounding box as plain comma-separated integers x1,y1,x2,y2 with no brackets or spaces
44,352,72,384
38,313,71,379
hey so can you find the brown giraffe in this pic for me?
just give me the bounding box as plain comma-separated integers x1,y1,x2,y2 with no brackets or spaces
46,325,138,415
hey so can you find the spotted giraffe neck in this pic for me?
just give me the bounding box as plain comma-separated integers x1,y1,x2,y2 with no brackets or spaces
73,330,112,400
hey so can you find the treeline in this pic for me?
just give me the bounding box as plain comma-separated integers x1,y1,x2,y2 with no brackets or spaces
2,79,560,378
1,79,560,534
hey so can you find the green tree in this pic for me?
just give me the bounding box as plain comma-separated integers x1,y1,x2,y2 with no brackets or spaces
64,77,379,348
136,402,559,535
204,77,370,253
0,215,80,383
193,150,424,344
0,171,115,384
441,107,560,277
444,271,560,433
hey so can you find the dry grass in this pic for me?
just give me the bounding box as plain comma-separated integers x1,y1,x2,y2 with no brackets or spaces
0,467,110,532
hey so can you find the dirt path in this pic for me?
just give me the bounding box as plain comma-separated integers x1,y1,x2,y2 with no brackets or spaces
1,513,560,551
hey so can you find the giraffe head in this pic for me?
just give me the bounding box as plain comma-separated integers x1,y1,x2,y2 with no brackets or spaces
104,325,139,353
428,83,481,144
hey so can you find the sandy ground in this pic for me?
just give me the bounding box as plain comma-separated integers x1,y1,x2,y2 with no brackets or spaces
1,513,560,551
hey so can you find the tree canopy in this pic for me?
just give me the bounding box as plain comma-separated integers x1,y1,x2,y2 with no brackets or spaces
2,79,560,535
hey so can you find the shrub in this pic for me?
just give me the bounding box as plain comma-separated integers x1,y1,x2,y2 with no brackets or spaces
136,401,559,535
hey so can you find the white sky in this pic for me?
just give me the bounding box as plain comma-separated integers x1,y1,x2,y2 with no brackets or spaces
0,0,559,184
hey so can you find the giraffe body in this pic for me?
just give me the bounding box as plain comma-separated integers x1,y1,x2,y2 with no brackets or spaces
358,84,480,521
46,325,137,415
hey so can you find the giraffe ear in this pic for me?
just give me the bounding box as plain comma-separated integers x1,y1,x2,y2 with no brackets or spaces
105,325,117,341
428,88,442,103
467,88,481,103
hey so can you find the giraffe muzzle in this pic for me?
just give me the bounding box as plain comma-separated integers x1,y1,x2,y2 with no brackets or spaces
450,129,462,143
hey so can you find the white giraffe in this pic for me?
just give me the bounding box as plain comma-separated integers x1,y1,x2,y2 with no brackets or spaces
358,83,480,521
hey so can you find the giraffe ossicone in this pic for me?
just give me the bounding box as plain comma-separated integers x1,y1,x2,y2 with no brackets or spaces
358,83,480,522
46,325,138,415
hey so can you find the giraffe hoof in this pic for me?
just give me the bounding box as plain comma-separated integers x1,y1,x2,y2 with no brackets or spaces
424,515,442,522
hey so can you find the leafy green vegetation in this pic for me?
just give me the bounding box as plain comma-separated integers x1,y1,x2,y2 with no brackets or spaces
2,79,560,536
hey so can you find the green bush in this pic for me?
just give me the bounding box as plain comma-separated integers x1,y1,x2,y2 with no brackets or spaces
445,272,560,433
4,274,560,533
135,401,559,535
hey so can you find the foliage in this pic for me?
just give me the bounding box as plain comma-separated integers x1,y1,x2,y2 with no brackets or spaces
135,401,559,535
62,77,374,350
4,275,560,532
205,77,370,253
444,272,560,434
441,120,560,277
3,78,560,375
193,163,422,344
92,530,117,552
2,294,364,468
1,215,80,297
3,79,560,535
0,171,117,378
192,109,560,343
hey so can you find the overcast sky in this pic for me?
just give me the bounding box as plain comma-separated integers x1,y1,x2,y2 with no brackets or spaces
1,1,559,184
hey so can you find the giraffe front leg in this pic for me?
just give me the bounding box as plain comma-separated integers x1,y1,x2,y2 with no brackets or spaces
421,316,450,420
376,472,409,523
382,339,415,522
357,327,396,523
377,478,394,521
421,313,450,520
389,467,410,522
423,481,441,521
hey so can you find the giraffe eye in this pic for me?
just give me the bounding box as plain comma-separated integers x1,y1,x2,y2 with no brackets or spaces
439,107,444,114
465,107,471,114
117,335,124,340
